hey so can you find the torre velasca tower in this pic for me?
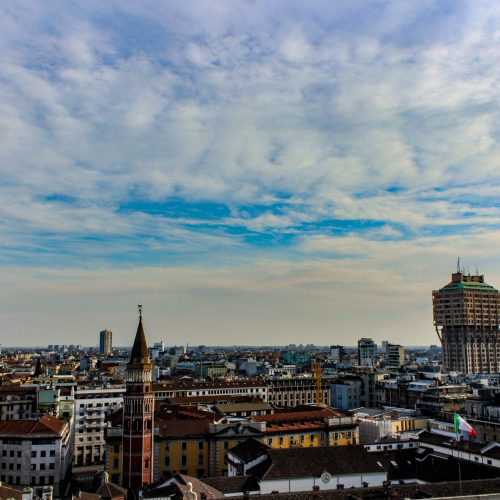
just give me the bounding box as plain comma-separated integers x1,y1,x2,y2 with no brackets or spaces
122,307,154,489
433,267,500,374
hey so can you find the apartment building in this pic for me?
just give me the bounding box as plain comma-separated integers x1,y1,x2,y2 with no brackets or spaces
74,383,125,466
255,406,358,448
0,415,72,496
358,338,377,367
265,376,331,407
153,379,268,402
387,344,405,370
0,386,36,420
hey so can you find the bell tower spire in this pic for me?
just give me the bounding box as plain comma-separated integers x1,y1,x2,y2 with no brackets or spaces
122,306,154,490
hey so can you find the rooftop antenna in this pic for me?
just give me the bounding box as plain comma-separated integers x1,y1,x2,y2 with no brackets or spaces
457,257,461,273
475,265,479,275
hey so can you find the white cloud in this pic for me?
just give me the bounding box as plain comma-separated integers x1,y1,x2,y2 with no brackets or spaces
1,1,500,343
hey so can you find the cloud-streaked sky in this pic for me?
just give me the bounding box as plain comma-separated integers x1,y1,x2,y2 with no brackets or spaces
2,0,500,347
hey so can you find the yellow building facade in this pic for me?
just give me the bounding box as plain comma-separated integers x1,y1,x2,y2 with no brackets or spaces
105,405,359,484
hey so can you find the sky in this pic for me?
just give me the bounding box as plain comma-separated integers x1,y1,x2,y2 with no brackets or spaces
2,1,500,347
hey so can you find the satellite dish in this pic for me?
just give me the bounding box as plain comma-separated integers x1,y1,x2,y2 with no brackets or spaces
321,472,331,484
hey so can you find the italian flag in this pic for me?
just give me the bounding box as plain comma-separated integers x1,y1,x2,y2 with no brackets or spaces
454,413,477,439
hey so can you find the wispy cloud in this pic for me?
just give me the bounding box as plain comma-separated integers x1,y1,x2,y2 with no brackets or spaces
1,1,500,344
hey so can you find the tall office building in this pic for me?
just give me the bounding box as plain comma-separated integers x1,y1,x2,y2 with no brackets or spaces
433,267,500,374
99,330,113,355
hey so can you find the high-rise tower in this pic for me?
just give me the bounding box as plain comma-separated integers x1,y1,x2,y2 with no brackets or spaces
433,266,500,373
99,329,113,354
122,306,154,489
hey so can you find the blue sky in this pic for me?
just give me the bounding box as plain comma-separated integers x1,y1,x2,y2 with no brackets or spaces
2,0,500,346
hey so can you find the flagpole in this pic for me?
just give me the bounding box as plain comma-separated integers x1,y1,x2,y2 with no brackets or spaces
456,428,462,496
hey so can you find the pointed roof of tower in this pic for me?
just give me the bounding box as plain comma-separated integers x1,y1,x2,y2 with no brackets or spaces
129,317,151,366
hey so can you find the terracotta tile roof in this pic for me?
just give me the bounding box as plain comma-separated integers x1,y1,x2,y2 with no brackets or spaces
158,419,212,437
0,482,23,500
155,407,216,438
165,395,253,405
254,407,346,423
0,415,66,437
215,402,272,412
0,385,36,394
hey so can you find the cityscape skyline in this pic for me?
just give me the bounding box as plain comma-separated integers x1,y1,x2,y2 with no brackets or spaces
2,1,500,346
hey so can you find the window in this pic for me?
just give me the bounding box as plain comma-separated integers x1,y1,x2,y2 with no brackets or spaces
181,442,187,450
198,455,204,465
198,441,204,450
181,455,187,466
164,456,170,466
31,451,37,458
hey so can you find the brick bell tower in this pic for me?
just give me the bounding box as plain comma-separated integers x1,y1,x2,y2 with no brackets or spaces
122,305,154,489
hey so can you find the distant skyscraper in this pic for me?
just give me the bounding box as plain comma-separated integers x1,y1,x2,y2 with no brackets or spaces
99,329,113,355
433,266,500,374
358,338,377,366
